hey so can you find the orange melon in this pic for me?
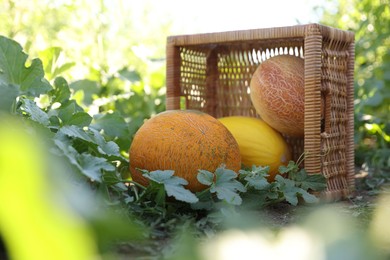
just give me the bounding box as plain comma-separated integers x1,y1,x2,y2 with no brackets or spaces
250,55,304,137
129,110,241,192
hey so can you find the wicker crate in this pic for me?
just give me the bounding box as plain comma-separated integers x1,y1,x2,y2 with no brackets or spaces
166,23,355,201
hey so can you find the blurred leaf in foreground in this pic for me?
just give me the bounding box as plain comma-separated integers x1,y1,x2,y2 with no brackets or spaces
0,115,98,260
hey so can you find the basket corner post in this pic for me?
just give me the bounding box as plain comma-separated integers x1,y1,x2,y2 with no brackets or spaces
346,41,356,193
166,41,182,110
303,25,323,176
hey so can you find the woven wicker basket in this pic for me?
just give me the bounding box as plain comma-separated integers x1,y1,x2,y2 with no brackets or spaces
166,23,355,201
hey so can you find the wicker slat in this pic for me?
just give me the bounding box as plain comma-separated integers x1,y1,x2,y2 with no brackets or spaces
166,23,355,201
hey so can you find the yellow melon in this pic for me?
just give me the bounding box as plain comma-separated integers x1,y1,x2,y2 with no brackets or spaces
218,116,292,181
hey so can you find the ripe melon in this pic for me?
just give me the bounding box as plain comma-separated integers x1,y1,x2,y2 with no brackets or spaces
218,116,292,181
250,55,304,137
129,110,241,192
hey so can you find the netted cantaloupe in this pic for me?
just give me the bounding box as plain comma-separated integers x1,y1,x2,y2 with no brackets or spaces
250,55,304,137
129,110,241,192
218,116,292,181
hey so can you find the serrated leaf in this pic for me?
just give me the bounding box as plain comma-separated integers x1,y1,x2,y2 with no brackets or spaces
144,170,198,203
145,170,176,183
284,190,300,206
275,175,319,205
78,153,115,182
209,167,246,205
216,181,246,193
244,175,270,190
90,128,121,157
165,183,198,204
0,35,52,96
215,167,238,184
0,82,19,112
211,186,243,205
58,125,94,143
99,141,122,159
57,125,123,160
197,170,214,186
53,138,88,181
53,138,79,164
91,111,130,139
57,100,83,123
251,165,270,174
299,190,319,204
51,76,71,104
292,169,327,191
239,166,270,190
53,138,114,182
57,101,75,122
278,160,299,174
66,112,92,127
19,98,50,126
275,175,299,206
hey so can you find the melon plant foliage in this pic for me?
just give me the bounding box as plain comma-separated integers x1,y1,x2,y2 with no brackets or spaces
0,35,327,255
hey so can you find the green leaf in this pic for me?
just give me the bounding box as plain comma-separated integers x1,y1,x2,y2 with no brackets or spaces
209,167,246,205
239,166,270,190
53,138,86,177
56,125,124,160
89,128,122,158
53,138,114,182
275,175,300,206
57,100,83,124
58,102,75,123
211,185,242,205
275,175,319,206
142,170,175,183
215,167,240,185
165,180,199,204
278,160,299,174
58,125,94,143
91,112,130,139
118,68,141,82
299,190,320,204
78,153,115,182
19,98,50,126
66,112,92,127
39,47,75,79
292,169,327,191
144,170,199,203
0,83,19,112
245,175,269,190
0,35,52,96
51,76,71,104
69,79,99,105
197,170,214,186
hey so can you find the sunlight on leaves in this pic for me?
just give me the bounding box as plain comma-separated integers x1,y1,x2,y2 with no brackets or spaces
0,36,52,96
